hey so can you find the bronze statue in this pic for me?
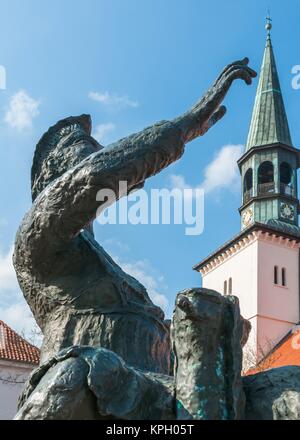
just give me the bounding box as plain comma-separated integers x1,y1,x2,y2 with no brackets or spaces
14,59,257,420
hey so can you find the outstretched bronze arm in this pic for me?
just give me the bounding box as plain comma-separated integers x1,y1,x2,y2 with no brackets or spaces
19,59,256,258
175,57,255,142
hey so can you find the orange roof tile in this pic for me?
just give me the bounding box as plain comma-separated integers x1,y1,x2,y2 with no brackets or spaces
246,327,300,375
0,320,40,365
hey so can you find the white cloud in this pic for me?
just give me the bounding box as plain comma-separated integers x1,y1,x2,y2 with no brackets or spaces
89,91,138,111
93,122,116,143
119,259,169,312
170,144,243,196
0,245,41,344
0,302,35,337
103,239,169,314
0,246,17,290
4,90,40,130
202,144,243,193
169,174,191,191
103,238,130,253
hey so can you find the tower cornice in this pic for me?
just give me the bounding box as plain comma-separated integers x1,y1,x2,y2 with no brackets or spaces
193,222,300,274
238,143,300,170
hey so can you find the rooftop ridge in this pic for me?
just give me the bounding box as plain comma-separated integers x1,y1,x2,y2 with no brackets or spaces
0,319,40,365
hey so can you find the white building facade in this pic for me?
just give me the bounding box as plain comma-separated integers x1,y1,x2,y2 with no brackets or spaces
0,359,35,420
197,228,300,365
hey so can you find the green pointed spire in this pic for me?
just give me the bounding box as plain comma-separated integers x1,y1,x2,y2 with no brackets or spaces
246,21,293,150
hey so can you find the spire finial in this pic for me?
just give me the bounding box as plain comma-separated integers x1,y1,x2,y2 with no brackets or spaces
266,11,272,37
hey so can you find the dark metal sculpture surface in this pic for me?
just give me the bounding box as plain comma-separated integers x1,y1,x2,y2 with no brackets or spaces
13,59,260,420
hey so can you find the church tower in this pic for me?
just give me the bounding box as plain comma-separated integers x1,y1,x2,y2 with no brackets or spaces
240,18,299,233
193,19,300,367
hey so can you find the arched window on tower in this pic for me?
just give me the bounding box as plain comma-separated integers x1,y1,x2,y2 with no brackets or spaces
224,280,227,295
229,277,232,295
243,168,253,203
280,162,294,196
258,161,274,195
274,266,278,285
282,268,287,286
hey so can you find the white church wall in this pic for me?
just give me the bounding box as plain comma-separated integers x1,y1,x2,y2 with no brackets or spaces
202,239,258,320
202,239,260,367
0,360,34,420
257,238,299,324
255,237,300,356
257,316,294,354
201,233,300,366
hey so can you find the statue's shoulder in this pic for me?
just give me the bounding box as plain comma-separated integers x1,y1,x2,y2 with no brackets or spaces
14,206,35,256
13,199,67,272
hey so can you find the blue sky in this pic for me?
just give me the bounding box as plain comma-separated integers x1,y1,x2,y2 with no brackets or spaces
0,0,300,335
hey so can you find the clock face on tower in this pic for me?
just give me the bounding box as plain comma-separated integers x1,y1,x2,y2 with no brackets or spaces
242,207,254,228
280,202,295,220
